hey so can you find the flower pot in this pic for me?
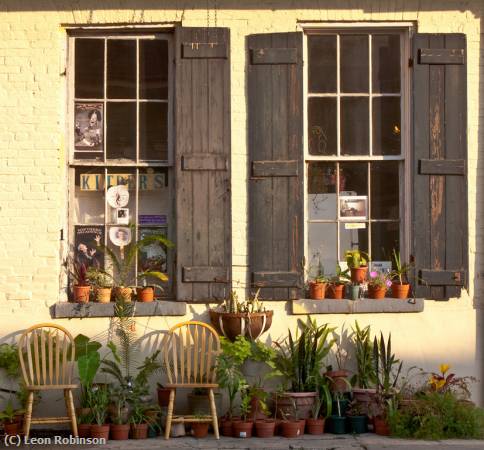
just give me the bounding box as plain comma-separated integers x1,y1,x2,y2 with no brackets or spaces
327,283,345,299
348,415,368,434
232,420,253,438
280,420,301,438
73,285,90,303
348,284,361,300
191,422,209,438
309,282,326,300
220,418,234,436
136,286,154,302
297,419,306,435
90,424,110,440
209,309,273,341
157,387,171,407
78,423,91,438
373,416,390,436
391,283,410,299
351,266,367,283
275,392,317,419
130,423,148,439
328,415,347,434
306,417,325,435
3,421,19,435
368,285,387,299
331,398,350,417
113,287,132,302
352,388,377,404
110,423,130,440
255,419,276,438
326,369,351,393
95,287,112,303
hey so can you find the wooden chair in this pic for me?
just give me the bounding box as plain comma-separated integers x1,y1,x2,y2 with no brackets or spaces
162,321,221,439
17,323,78,439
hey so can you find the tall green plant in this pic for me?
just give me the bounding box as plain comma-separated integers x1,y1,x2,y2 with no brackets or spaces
373,332,403,396
73,334,102,408
351,321,376,389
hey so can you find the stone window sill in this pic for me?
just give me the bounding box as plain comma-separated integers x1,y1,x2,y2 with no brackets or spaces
291,298,424,314
52,300,187,318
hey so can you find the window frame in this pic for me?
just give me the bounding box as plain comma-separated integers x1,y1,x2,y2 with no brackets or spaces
301,24,413,276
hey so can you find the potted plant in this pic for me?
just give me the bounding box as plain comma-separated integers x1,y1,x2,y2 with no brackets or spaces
88,385,110,440
327,391,347,434
190,413,209,438
210,290,273,341
326,264,349,299
77,410,93,438
367,270,392,299
326,326,351,393
306,377,332,435
68,260,91,303
252,386,275,437
136,280,156,302
346,400,368,433
390,249,412,299
109,386,130,440
0,401,20,436
351,322,377,404
345,250,369,283
87,267,113,303
129,398,149,439
232,390,254,438
348,282,361,301
279,399,303,438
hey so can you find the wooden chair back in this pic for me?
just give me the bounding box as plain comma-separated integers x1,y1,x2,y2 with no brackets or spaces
163,321,220,386
18,323,75,387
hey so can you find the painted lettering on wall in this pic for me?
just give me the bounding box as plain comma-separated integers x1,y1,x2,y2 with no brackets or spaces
80,173,165,191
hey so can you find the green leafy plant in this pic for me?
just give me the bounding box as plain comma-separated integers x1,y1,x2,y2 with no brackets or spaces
88,386,110,426
239,389,252,422
220,289,266,314
110,385,129,425
344,250,369,269
86,267,113,289
0,343,20,378
329,263,350,285
0,401,17,423
67,258,90,286
312,374,332,419
390,249,412,285
373,332,403,397
346,399,367,417
73,334,102,408
351,321,376,389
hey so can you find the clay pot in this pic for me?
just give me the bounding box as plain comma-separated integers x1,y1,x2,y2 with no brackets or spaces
220,418,235,436
327,283,345,299
351,266,368,283
73,285,91,303
90,424,110,440
136,287,154,302
306,417,325,435
110,423,130,440
374,416,390,436
368,285,387,299
309,282,326,300
326,369,351,393
157,387,171,407
232,420,253,438
209,310,273,341
352,388,377,404
95,287,112,303
280,420,301,438
191,422,209,438
4,421,19,435
78,423,91,438
113,287,132,302
391,283,410,299
255,419,276,438
275,392,317,419
130,423,148,439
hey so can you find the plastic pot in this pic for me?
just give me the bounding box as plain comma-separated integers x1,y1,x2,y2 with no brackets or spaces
255,419,276,438
391,283,410,299
232,420,253,438
309,282,326,300
348,415,368,434
130,423,148,439
280,420,301,438
90,424,110,440
368,285,387,299
110,423,130,440
327,283,345,299
191,422,209,438
77,423,91,438
350,266,368,283
136,287,154,302
73,285,90,303
95,287,112,303
306,417,325,435
328,415,347,434
348,284,361,300
331,398,350,417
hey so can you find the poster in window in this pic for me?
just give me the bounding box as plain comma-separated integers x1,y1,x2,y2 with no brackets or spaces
339,195,368,220
139,228,167,273
75,102,103,151
74,225,104,269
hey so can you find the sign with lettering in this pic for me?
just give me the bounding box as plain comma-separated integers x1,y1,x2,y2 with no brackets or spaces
80,173,165,191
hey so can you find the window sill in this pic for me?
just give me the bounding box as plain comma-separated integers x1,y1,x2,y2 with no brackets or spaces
291,298,424,314
52,300,186,318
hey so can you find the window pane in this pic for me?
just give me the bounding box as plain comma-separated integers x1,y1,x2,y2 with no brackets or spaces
308,162,337,220
106,169,136,226
107,225,135,285
339,162,368,196
371,222,399,261
373,97,401,155
138,168,170,220
140,103,168,160
339,223,368,260
340,35,369,93
75,39,104,99
341,97,369,155
308,35,337,93
308,223,337,277
74,168,105,224
308,98,337,155
138,227,169,287
106,102,136,160
107,40,136,99
371,162,400,219
140,39,169,100
372,34,400,93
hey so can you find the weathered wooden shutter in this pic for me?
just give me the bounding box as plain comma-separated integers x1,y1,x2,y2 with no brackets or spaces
412,34,467,299
248,33,304,300
175,27,231,302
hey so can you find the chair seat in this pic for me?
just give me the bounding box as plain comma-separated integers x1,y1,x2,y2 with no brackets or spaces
165,383,218,389
26,384,78,391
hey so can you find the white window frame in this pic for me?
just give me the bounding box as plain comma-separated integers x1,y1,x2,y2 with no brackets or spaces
301,23,413,276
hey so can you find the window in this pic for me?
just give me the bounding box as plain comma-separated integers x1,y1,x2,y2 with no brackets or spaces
305,29,409,276
68,33,173,297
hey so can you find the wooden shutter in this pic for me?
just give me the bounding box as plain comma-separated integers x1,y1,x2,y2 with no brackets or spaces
175,27,231,302
248,32,304,300
412,33,467,299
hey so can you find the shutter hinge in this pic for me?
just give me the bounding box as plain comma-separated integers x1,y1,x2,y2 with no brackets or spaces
408,58,414,68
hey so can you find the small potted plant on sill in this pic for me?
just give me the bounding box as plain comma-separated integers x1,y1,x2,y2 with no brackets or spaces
326,264,349,299
346,400,368,434
0,401,20,436
367,270,392,299
68,259,91,303
345,250,370,283
87,267,113,303
390,249,412,299
88,385,110,440
351,322,377,404
309,274,328,300
348,282,361,301
232,390,254,438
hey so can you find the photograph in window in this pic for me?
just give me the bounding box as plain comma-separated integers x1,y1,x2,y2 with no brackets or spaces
74,102,103,151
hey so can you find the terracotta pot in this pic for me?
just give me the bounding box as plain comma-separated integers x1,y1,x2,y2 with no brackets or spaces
306,417,325,435
280,420,301,438
113,287,132,302
191,422,209,438
95,287,112,303
327,284,345,299
110,423,130,440
326,369,351,393
209,310,273,341
130,423,148,439
157,387,171,407
275,392,317,419
391,283,410,299
78,423,91,438
90,424,110,440
351,266,368,283
136,287,154,302
368,285,387,299
4,421,19,435
232,420,253,438
220,418,234,436
297,419,306,435
374,416,390,436
73,285,90,303
255,419,276,438
352,388,377,404
309,282,326,300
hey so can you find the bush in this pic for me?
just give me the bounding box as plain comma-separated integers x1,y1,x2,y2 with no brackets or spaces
389,392,484,439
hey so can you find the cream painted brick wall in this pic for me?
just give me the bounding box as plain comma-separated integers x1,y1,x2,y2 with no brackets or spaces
0,0,483,406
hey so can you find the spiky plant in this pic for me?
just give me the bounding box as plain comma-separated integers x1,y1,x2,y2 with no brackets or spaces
373,332,403,397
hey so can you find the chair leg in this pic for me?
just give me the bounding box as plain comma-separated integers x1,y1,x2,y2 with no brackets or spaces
208,388,219,439
23,391,34,440
65,389,78,437
164,388,176,440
